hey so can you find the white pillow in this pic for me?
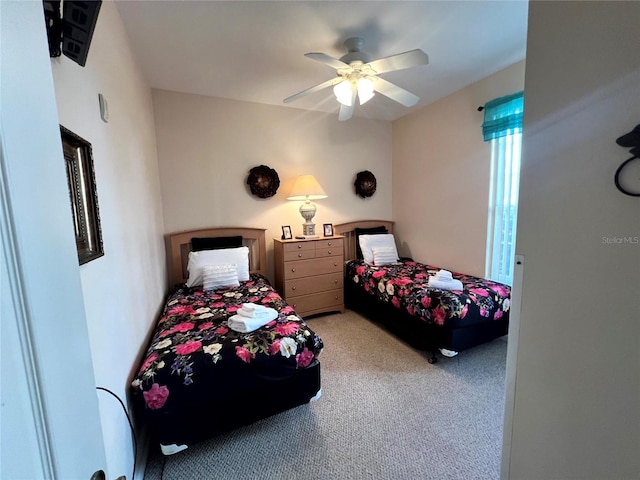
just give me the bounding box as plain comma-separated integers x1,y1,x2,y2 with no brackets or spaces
186,246,249,287
203,264,240,291
359,234,399,265
372,246,398,266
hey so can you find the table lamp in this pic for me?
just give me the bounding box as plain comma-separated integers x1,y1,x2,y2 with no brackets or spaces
287,174,327,238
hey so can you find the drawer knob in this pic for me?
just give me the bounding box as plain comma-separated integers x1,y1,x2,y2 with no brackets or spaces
297,244,302,249
334,279,338,284
334,262,338,266
335,296,339,300
328,242,332,246
292,286,296,290
328,250,332,254
298,253,302,257
291,268,296,272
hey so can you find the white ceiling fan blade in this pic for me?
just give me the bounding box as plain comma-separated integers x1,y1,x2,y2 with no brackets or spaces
305,52,351,70
283,77,342,104
338,91,357,121
338,103,354,121
372,77,420,107
366,49,429,75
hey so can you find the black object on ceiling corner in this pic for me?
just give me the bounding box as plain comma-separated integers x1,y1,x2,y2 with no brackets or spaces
43,0,102,67
614,123,640,197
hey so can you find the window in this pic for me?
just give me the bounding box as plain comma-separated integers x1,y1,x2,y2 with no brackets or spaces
481,92,524,285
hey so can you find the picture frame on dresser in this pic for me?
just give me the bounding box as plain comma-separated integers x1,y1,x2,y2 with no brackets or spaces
281,225,292,240
323,223,333,237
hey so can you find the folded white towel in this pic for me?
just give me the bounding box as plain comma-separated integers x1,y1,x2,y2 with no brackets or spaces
435,269,453,281
228,307,278,333
428,277,463,291
237,303,267,318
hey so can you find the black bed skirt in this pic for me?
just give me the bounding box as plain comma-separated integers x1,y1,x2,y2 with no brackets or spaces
141,360,321,451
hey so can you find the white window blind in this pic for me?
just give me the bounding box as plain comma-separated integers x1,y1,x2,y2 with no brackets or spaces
485,131,522,285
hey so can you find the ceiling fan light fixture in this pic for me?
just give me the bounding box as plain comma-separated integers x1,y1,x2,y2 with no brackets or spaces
333,80,353,106
285,38,429,119
357,77,375,105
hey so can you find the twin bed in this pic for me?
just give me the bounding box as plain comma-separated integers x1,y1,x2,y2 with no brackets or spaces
132,221,509,454
130,227,322,455
334,220,510,363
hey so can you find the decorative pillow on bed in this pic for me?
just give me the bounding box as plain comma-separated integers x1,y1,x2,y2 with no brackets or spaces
202,264,240,291
359,234,399,265
186,246,250,287
371,246,399,266
191,236,243,252
354,226,388,259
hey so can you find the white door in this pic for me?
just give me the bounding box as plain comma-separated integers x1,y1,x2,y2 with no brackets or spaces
0,2,107,478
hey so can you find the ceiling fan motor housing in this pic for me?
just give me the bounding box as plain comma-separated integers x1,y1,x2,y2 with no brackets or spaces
339,37,371,65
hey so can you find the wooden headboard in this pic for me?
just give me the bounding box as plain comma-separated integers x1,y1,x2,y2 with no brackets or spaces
334,220,394,261
165,227,267,286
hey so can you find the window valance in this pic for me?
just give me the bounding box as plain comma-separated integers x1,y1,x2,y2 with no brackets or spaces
481,91,524,141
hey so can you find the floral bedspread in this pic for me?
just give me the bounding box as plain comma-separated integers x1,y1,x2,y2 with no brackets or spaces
131,274,323,413
345,260,510,328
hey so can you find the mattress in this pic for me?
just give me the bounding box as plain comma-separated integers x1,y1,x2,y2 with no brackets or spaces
131,273,323,449
345,259,511,329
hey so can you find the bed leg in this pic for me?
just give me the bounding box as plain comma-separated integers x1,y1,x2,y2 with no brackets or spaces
160,443,188,455
310,388,322,402
427,350,438,364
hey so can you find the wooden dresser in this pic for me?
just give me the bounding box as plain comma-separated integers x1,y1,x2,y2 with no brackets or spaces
274,236,345,318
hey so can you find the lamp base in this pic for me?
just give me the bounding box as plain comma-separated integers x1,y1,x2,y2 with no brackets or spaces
298,234,320,239
302,222,316,237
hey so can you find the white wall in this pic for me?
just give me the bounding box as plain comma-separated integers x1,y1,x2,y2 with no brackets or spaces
0,1,107,478
153,90,393,280
50,2,166,478
505,2,640,479
392,61,525,277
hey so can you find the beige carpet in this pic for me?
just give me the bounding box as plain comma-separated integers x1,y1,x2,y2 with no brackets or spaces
144,309,507,480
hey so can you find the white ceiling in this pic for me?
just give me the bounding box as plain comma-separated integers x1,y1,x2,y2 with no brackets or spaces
115,1,528,121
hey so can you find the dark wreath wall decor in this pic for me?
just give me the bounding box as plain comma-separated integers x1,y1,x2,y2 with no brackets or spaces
246,165,280,198
354,170,377,198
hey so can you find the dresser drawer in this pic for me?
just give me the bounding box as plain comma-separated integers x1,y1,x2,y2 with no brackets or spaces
314,241,343,258
283,249,316,262
315,238,343,250
283,257,343,279
283,241,316,253
284,272,343,297
289,289,344,314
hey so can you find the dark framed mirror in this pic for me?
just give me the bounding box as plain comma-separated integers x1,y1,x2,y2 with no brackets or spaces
60,126,104,264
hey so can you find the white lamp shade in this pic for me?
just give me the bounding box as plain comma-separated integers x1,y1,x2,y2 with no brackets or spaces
287,175,328,201
357,77,375,105
333,80,353,106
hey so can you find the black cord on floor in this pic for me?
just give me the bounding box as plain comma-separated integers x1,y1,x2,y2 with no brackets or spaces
96,386,137,480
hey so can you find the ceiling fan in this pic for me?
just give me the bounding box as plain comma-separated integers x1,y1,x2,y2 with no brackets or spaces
284,37,429,121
